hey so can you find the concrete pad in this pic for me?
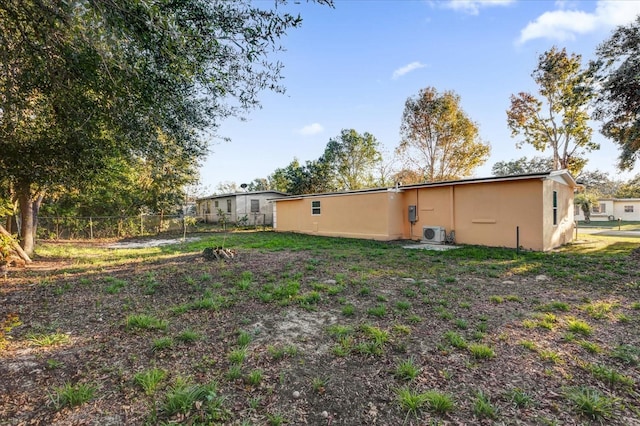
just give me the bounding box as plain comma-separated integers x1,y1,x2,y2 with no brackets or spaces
403,243,460,251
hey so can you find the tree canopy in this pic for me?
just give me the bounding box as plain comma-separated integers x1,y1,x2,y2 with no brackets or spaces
322,129,382,190
593,16,640,170
0,0,330,254
396,87,490,182
491,156,554,176
507,47,597,176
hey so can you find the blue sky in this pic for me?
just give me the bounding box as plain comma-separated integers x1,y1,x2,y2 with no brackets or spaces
199,0,640,192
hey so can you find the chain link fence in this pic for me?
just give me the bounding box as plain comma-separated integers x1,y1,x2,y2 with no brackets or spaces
35,214,270,240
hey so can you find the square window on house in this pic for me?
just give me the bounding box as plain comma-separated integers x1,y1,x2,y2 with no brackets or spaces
251,199,260,213
311,200,321,215
227,199,232,213
625,205,634,213
592,204,601,214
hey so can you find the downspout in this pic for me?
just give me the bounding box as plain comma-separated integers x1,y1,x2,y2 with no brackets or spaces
414,188,419,240
450,186,455,236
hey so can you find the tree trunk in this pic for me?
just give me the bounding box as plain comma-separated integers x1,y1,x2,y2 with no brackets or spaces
17,183,35,256
0,224,32,263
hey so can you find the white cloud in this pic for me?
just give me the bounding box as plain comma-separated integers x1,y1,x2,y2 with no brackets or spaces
518,0,640,44
297,123,324,136
440,0,514,15
392,62,427,80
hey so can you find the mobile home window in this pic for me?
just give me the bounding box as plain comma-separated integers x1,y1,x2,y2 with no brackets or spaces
552,191,558,225
251,199,260,213
625,205,634,213
311,200,321,215
592,203,606,214
227,199,232,213
214,200,219,208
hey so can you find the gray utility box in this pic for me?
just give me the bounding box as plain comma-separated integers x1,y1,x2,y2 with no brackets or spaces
408,205,417,222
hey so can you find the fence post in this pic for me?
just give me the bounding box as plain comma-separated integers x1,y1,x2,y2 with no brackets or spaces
89,217,93,240
140,213,144,236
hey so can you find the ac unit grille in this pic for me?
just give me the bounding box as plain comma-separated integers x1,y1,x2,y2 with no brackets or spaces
424,227,436,240
422,226,445,244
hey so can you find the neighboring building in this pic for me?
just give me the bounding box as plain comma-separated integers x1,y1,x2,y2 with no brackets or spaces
574,198,640,222
272,171,578,251
196,191,288,226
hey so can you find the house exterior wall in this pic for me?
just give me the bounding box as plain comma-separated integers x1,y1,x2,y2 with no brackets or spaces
273,174,576,251
235,193,279,225
542,178,575,250
195,191,287,225
273,191,400,240
613,199,640,221
574,199,640,222
454,180,544,250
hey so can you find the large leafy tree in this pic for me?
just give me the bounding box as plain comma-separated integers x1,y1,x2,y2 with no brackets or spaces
593,16,640,170
615,174,640,198
491,156,554,176
507,47,597,176
322,129,382,190
268,157,335,195
0,0,330,255
575,169,620,197
396,87,490,182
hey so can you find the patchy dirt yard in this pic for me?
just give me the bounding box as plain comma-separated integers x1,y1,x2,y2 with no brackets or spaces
1,233,639,425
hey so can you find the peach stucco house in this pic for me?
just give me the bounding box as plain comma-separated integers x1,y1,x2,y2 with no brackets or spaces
272,170,578,251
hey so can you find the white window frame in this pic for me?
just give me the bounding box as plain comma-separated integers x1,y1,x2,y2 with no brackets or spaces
311,200,321,215
250,199,260,213
625,205,634,213
552,191,558,226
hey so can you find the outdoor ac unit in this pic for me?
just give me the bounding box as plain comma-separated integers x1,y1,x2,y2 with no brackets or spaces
422,226,446,244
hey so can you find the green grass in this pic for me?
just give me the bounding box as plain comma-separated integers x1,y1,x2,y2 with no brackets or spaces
361,324,389,345
566,318,593,336
152,337,173,351
27,332,70,347
588,364,635,388
311,376,329,393
104,277,127,294
327,324,353,338
176,329,200,343
134,368,166,396
228,347,248,365
423,390,455,414
473,390,498,419
396,387,426,415
245,369,263,386
367,304,387,318
565,386,617,420
610,344,640,365
443,330,467,349
505,388,534,408
341,304,355,316
161,378,223,418
267,344,299,360
50,382,96,409
395,357,421,381
237,330,252,347
125,314,168,331
20,231,640,424
469,344,495,359
536,301,570,312
581,300,618,319
578,340,602,354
